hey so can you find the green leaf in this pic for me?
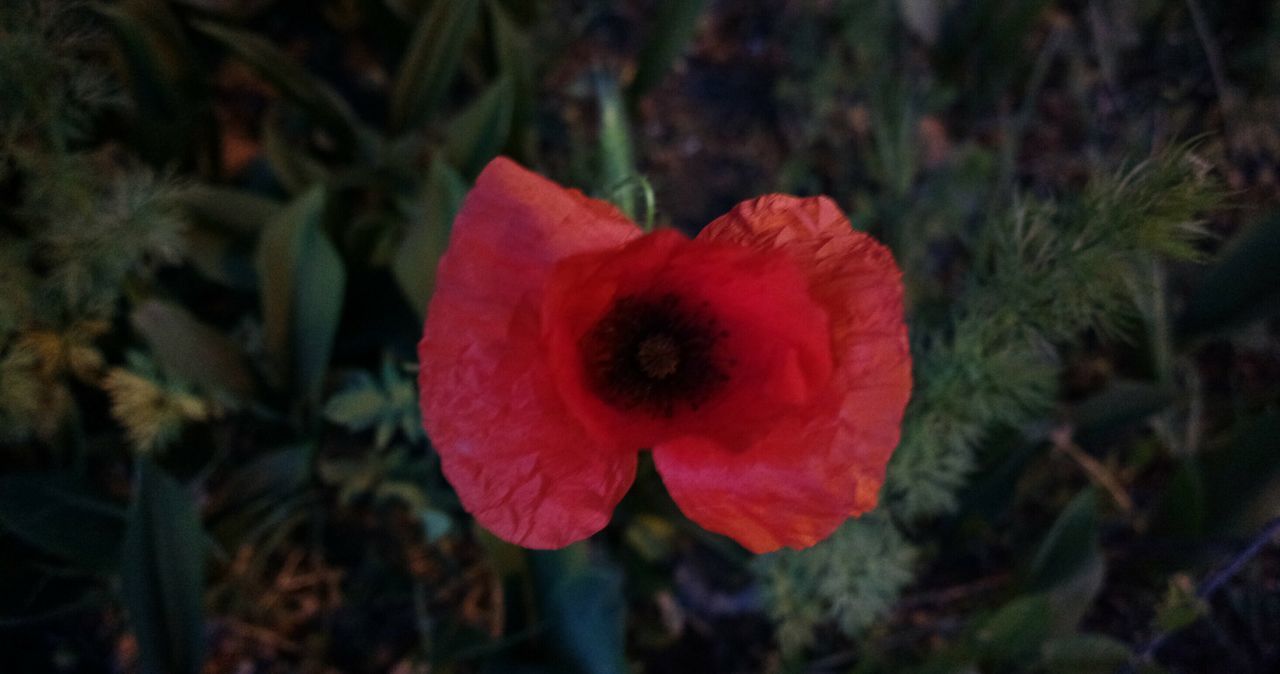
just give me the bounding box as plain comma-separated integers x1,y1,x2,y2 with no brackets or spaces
324,371,387,430
0,474,126,573
1027,488,1105,634
1179,214,1280,339
93,0,208,166
131,300,255,399
443,76,515,178
1199,411,1280,533
595,74,637,219
177,186,279,288
486,0,536,159
530,545,628,674
262,106,333,194
1029,488,1099,590
393,158,467,318
1153,576,1206,633
1040,634,1133,673
121,460,206,674
392,0,481,132
94,2,182,118
256,188,346,396
624,515,677,563
976,593,1053,664
191,19,366,153
177,185,281,239
629,0,707,101
1071,380,1177,447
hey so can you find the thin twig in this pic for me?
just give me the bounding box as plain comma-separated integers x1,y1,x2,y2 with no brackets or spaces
1195,517,1280,600
897,572,1013,610
1051,426,1135,514
1124,517,1280,672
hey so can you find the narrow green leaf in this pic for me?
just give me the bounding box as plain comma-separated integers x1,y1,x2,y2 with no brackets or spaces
1029,489,1099,590
121,460,206,674
392,0,481,132
1070,380,1177,448
486,0,536,159
0,474,126,573
131,300,255,399
93,1,180,116
176,185,282,239
94,2,181,119
262,107,332,194
595,74,636,219
294,206,345,398
256,188,346,396
393,158,467,318
443,76,515,178
191,19,365,153
257,191,310,382
1179,214,1280,339
630,0,707,101
93,0,207,165
1027,488,1105,634
177,186,280,289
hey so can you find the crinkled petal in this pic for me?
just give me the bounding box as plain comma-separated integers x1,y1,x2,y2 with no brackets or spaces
652,195,911,553
419,158,642,548
541,229,833,451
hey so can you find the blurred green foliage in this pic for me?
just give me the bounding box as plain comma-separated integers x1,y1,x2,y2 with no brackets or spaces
1,0,1279,672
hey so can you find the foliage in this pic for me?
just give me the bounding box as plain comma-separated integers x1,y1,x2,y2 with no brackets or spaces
324,355,423,451
2,0,1278,672
0,0,191,446
758,145,1224,651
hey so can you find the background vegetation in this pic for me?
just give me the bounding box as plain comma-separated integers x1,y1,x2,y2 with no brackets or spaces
2,0,1279,672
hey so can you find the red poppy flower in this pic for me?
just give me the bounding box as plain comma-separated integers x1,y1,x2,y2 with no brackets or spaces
418,158,911,553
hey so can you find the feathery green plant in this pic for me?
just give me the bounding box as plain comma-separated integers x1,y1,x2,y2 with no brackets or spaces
758,148,1224,652
0,0,190,447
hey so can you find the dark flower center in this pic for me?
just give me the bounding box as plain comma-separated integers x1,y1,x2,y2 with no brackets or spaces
581,293,729,417
637,335,680,379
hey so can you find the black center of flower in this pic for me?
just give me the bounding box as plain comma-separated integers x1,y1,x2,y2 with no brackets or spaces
581,293,729,418
637,335,680,379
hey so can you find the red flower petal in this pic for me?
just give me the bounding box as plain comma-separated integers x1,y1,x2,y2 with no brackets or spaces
540,228,834,451
418,158,642,548
652,195,912,553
